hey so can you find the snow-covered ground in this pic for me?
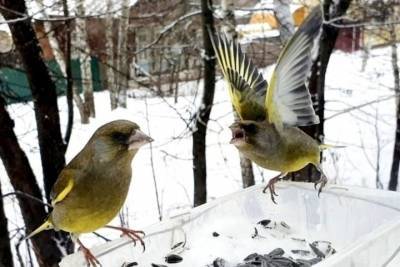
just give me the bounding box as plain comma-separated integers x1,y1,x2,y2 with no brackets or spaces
1,46,398,265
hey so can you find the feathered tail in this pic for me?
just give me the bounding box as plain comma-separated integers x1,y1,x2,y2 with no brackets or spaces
23,219,53,241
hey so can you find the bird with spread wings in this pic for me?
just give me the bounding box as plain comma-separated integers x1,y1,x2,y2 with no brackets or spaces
211,7,327,203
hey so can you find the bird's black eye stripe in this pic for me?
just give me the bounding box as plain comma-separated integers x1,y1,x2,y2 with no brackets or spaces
112,132,129,144
243,124,256,134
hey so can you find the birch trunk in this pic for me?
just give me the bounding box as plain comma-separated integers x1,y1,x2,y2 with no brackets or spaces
116,0,130,108
106,0,117,109
74,0,95,122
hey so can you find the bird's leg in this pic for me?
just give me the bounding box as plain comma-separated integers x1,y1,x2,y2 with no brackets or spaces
105,225,145,251
262,172,287,204
314,166,328,196
76,238,100,266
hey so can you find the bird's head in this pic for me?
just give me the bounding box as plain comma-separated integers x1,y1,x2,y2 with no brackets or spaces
90,120,153,162
229,121,259,149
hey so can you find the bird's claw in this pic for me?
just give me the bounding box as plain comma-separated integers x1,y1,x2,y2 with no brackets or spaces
263,175,282,204
105,225,146,252
314,175,328,197
77,239,100,266
120,228,146,252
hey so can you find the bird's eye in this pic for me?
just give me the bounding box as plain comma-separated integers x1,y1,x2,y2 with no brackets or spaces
243,124,256,134
112,132,129,144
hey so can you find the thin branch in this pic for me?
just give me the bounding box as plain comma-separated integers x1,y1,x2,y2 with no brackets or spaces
324,18,400,29
133,10,202,55
92,231,111,242
160,150,192,161
144,97,162,221
325,93,397,120
2,191,51,208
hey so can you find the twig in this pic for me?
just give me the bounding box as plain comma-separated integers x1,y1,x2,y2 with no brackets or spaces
160,150,192,161
2,191,51,208
374,108,383,189
144,97,162,221
133,10,202,55
92,231,111,242
325,93,396,120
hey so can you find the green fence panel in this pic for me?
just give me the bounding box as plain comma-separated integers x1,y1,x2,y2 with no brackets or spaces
0,57,104,104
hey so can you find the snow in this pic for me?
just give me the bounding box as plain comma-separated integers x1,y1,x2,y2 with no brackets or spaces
324,49,396,188
255,0,303,13
236,24,280,42
1,45,400,266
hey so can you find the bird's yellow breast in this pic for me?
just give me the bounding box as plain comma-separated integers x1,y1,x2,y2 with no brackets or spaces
50,164,132,234
239,126,320,173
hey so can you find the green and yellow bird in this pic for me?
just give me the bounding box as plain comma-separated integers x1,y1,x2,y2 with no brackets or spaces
25,120,153,266
212,8,327,202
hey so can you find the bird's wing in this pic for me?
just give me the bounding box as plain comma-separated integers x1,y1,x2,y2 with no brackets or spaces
211,34,268,121
266,7,322,129
50,169,76,206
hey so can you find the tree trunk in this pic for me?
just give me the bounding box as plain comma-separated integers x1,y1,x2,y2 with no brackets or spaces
0,95,64,267
37,0,74,146
73,0,95,123
0,0,66,202
62,0,74,146
36,0,67,72
273,0,295,43
106,0,118,109
35,0,66,72
389,25,400,191
292,0,351,182
116,0,130,109
193,0,216,207
0,0,73,260
0,182,14,267
221,0,255,188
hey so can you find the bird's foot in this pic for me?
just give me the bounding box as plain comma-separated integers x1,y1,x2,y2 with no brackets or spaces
105,225,145,251
262,174,284,204
77,238,100,266
314,174,328,197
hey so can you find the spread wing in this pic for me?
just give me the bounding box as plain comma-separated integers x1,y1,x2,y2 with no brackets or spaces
266,7,322,129
211,34,268,121
50,169,76,206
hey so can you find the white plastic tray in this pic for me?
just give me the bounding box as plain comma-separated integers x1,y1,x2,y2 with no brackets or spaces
60,182,400,267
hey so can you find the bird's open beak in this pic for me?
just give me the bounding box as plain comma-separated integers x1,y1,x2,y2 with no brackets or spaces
230,127,247,145
128,130,153,150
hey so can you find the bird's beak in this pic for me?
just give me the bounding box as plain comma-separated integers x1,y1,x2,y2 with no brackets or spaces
230,127,247,145
128,130,153,150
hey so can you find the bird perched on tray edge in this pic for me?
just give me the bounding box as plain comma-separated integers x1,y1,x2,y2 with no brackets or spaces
25,120,153,266
211,7,327,203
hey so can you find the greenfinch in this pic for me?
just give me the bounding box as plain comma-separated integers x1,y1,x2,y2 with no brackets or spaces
25,120,153,265
212,8,326,202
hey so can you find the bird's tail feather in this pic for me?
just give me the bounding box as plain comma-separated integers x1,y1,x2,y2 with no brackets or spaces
23,219,53,241
319,144,346,150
